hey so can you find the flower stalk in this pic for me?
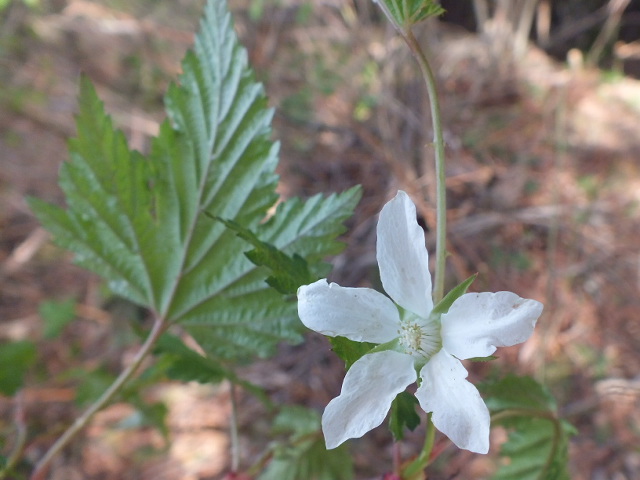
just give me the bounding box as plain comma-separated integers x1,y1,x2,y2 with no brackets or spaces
402,29,448,305
402,413,436,477
382,5,450,474
375,1,448,304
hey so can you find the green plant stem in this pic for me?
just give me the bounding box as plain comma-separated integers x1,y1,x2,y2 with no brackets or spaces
30,315,168,480
229,382,240,472
402,29,448,304
402,414,436,478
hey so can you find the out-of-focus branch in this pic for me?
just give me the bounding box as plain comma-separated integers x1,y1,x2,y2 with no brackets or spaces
587,0,631,66
0,391,27,480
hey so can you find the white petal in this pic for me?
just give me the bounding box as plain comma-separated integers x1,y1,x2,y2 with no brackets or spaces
298,279,401,343
322,351,417,449
441,292,542,360
416,350,490,454
376,191,433,318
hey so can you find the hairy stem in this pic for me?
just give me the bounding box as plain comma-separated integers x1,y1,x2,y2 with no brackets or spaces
402,29,448,303
30,315,168,480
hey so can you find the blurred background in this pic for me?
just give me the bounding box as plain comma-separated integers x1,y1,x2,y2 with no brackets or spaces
1,0,640,478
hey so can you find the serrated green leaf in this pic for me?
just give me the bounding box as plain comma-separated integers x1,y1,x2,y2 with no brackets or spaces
29,0,361,362
491,417,574,480
0,341,37,395
39,298,77,339
480,375,575,480
182,188,361,360
329,336,376,370
260,406,353,480
431,273,477,315
482,375,557,413
389,391,420,441
377,0,445,29
28,77,158,307
214,217,315,295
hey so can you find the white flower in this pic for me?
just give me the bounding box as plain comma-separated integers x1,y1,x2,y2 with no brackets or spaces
297,190,543,454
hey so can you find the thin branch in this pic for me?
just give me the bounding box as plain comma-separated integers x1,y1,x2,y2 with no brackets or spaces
30,315,168,480
587,0,631,66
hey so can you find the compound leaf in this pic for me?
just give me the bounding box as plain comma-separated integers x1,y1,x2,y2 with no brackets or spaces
29,0,360,361
481,375,575,480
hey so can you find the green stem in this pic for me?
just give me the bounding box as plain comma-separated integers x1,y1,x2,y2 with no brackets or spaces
229,382,240,472
401,29,448,304
30,315,168,480
379,13,448,478
402,413,436,478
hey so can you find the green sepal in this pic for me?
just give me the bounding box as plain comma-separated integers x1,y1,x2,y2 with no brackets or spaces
330,336,400,371
389,391,421,441
467,355,498,362
329,337,376,370
368,337,401,355
431,273,477,315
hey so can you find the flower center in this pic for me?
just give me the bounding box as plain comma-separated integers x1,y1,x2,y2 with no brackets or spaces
398,313,441,360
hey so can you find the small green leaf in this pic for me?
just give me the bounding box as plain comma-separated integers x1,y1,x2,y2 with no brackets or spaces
431,273,477,315
39,298,77,339
0,341,37,395
214,217,315,294
480,375,575,480
329,336,376,370
482,375,557,413
377,0,445,29
389,391,420,441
